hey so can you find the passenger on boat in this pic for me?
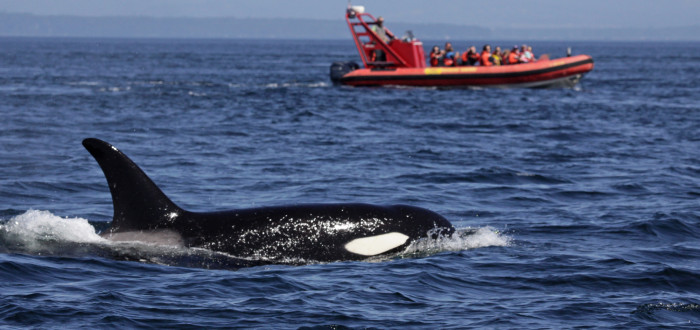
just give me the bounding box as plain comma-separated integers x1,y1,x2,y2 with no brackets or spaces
371,16,395,43
520,44,534,63
479,44,493,66
491,46,502,65
443,42,458,66
461,46,479,66
429,45,443,67
501,48,511,65
370,16,395,62
526,46,535,61
505,46,521,65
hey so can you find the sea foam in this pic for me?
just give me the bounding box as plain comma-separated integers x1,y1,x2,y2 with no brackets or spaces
403,226,511,256
1,210,105,246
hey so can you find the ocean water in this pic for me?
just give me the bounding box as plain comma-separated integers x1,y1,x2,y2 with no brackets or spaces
1,37,699,328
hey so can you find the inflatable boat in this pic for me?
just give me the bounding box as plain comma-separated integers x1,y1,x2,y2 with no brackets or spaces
330,6,594,88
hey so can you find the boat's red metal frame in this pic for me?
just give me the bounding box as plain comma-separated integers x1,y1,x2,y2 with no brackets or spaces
345,7,411,69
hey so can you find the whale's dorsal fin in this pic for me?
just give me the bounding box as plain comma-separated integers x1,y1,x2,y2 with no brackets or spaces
83,138,184,233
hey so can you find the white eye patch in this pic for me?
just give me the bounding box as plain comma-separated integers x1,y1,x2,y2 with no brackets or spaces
344,232,409,256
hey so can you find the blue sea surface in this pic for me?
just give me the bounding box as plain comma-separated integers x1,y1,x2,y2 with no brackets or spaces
1,38,699,328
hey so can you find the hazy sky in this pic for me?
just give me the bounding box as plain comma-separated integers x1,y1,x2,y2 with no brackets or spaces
0,0,698,28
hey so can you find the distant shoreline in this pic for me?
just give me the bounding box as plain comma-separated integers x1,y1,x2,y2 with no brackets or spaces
1,12,698,41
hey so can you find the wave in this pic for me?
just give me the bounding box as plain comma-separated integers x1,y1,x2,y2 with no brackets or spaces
0,85,93,96
395,167,571,185
97,86,131,93
263,81,329,89
66,81,101,86
633,302,700,325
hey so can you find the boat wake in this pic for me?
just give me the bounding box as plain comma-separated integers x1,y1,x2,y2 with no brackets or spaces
0,210,510,269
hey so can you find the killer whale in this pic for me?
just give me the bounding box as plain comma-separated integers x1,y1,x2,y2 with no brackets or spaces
82,138,455,263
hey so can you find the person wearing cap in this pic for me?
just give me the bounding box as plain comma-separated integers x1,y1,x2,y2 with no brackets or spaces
370,16,395,62
372,16,395,43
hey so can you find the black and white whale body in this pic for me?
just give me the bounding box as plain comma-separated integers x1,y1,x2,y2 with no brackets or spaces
83,138,455,263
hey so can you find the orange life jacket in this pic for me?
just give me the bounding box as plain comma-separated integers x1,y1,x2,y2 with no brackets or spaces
444,55,454,67
507,52,519,65
480,51,493,66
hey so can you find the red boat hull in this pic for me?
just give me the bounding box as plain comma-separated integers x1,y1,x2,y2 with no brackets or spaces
338,55,594,88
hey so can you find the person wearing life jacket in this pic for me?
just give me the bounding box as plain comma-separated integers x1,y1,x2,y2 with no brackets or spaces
429,45,443,67
506,45,521,65
491,46,502,65
443,42,457,66
479,44,493,66
461,46,479,66
501,49,511,65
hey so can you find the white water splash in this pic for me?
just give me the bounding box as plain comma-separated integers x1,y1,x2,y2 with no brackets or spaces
1,210,105,246
0,210,198,265
188,91,207,97
404,227,511,255
98,86,131,93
